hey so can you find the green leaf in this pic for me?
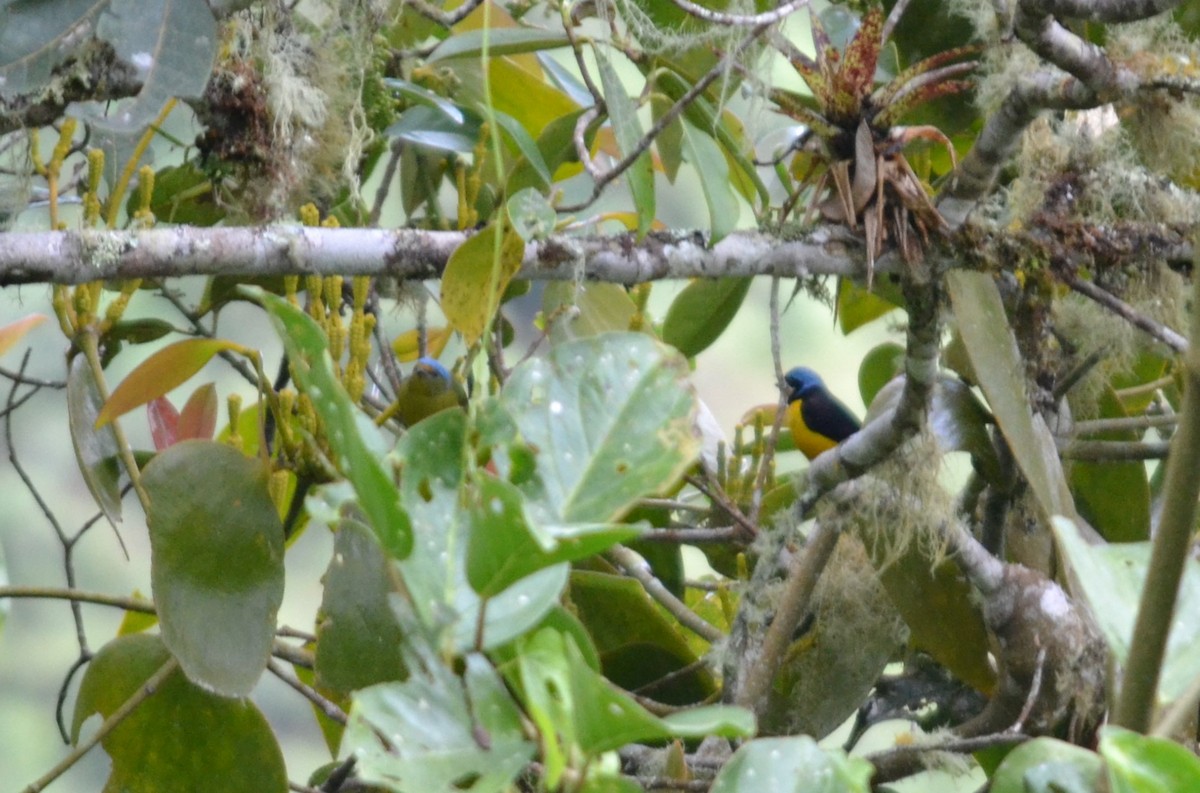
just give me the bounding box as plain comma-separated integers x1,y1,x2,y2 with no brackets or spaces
394,408,566,650
346,654,536,793
1069,387,1150,542
127,163,225,226
71,633,286,793
96,337,243,428
857,342,904,408
385,105,481,153
661,277,751,358
837,278,899,333
542,282,638,343
71,0,217,134
515,627,751,771
143,441,284,696
1053,517,1200,705
500,333,699,524
105,318,176,346
427,28,572,62
466,474,642,597
594,49,655,237
492,109,552,190
383,77,465,123
679,119,739,242
68,355,123,525
569,570,717,703
256,290,412,559
989,737,1101,793
710,736,872,793
315,518,407,694
441,223,526,346
1,0,109,97
506,108,588,194
506,187,557,242
947,270,1075,520
1101,726,1200,793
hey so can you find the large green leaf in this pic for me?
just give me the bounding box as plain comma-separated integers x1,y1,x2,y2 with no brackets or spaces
394,408,567,650
989,737,1101,793
427,28,572,62
68,355,122,525
661,277,751,359
315,518,407,694
257,290,412,558
71,634,286,793
345,654,536,793
595,49,655,237
514,627,751,786
947,270,1076,520
441,222,525,346
466,475,643,598
70,0,217,134
500,332,699,525
143,441,284,696
1069,388,1150,542
569,570,717,703
1101,726,1200,793
1054,517,1200,705
679,119,739,242
542,282,639,343
709,736,871,793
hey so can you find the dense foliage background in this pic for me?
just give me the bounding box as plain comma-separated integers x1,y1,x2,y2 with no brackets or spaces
2,0,1200,791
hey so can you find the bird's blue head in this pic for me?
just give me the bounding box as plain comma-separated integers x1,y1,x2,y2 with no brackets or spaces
784,367,825,403
413,357,451,382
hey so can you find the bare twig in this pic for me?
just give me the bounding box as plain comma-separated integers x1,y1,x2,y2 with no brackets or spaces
668,0,810,27
607,545,723,643
267,659,348,725
1064,274,1188,353
21,656,179,793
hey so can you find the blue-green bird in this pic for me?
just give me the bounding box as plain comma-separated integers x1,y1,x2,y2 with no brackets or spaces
395,357,466,427
784,367,861,459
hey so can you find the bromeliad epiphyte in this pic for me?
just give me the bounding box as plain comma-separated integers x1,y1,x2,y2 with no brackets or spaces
771,1,976,283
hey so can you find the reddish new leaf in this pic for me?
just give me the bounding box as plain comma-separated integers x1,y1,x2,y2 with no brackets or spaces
148,397,181,451
178,383,218,442
96,338,243,428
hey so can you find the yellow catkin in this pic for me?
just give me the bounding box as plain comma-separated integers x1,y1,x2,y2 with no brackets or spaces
83,149,105,225
284,275,300,306
268,470,291,517
226,393,244,451
132,165,156,226
104,280,141,324
305,275,325,323
298,202,321,227
29,128,46,177
51,285,76,336
50,118,77,170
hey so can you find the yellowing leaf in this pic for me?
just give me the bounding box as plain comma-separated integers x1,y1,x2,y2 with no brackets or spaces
0,313,46,357
96,338,243,428
441,224,525,346
392,326,452,362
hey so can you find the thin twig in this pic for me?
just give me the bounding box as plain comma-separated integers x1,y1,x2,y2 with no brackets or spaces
668,0,809,27
1065,275,1188,353
1056,438,1170,461
267,659,348,725
636,526,744,544
21,656,179,793
559,22,772,213
607,545,723,643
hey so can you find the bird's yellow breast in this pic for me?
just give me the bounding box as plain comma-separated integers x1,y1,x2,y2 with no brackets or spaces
786,400,839,460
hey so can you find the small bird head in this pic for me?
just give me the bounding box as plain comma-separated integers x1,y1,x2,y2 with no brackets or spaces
784,367,825,403
412,357,451,384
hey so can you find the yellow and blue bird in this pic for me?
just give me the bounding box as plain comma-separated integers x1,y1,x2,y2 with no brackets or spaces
784,367,861,460
394,357,466,427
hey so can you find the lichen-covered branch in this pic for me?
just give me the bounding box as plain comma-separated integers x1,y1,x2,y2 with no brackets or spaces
0,225,870,285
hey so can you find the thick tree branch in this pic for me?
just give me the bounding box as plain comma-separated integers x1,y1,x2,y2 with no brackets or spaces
0,225,871,284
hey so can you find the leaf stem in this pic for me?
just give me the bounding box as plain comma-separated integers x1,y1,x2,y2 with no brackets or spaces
1112,242,1200,731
